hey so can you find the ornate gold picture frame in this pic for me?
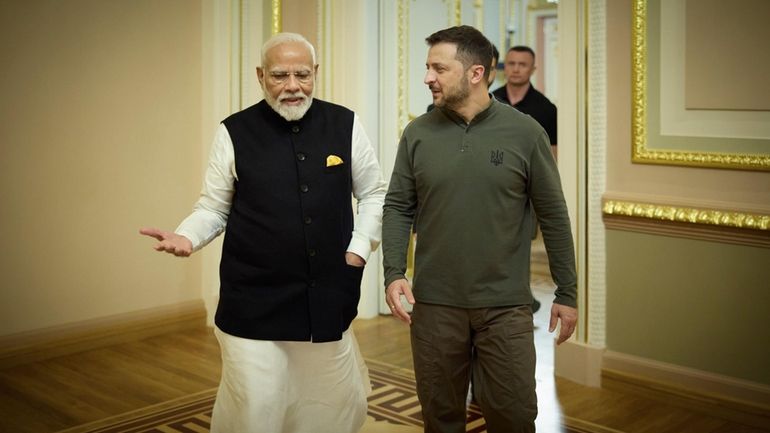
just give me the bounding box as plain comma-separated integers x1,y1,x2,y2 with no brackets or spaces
631,0,770,171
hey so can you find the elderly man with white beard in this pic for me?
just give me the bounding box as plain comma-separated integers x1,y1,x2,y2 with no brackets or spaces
139,32,386,433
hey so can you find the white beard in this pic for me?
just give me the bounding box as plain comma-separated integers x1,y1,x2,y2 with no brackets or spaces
264,90,313,121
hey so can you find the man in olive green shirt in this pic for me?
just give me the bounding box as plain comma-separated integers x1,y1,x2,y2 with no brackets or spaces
382,26,578,433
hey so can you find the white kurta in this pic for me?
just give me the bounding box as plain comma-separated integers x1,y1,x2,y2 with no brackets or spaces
211,328,371,433
175,114,386,261
175,108,385,432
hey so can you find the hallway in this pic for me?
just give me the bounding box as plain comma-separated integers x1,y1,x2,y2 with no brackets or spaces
1,301,767,432
2,233,768,432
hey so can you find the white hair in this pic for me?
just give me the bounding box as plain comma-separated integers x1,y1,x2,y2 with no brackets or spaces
260,32,316,66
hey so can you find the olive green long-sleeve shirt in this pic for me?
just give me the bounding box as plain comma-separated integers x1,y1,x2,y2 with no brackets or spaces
382,99,577,308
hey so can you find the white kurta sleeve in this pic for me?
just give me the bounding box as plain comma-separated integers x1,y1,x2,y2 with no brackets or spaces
347,114,387,262
175,124,237,251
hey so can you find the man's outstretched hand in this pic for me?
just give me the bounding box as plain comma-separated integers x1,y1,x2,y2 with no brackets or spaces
139,228,193,257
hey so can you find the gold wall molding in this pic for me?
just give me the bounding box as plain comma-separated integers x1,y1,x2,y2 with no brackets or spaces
527,0,558,11
498,0,505,53
454,0,462,26
316,0,329,99
397,0,408,133
272,0,281,34
603,199,770,248
630,0,770,171
603,200,769,231
473,0,484,30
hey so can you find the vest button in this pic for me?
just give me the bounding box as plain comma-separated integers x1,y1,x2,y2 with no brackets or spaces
297,152,306,161
304,216,312,224
309,280,316,287
308,249,316,257
300,184,309,193
292,125,300,133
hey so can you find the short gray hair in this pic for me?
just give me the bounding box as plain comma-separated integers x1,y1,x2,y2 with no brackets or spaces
261,32,317,66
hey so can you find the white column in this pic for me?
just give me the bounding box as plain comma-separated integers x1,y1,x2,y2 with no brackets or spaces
553,0,607,388
200,0,266,326
319,0,382,318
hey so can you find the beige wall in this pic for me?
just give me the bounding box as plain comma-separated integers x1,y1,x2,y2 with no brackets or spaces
282,0,318,51
605,0,770,385
606,231,770,384
0,0,204,335
685,0,770,111
606,1,770,208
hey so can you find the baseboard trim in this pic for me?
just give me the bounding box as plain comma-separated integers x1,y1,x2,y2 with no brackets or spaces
0,300,207,369
561,416,625,433
602,351,770,430
555,340,605,387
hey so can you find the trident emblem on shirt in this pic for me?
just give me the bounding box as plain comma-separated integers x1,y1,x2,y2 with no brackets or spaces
490,150,504,166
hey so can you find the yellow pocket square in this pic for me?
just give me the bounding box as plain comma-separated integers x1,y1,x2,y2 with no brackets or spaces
326,155,344,167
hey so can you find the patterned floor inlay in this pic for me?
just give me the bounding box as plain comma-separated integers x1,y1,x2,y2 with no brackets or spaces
59,358,592,433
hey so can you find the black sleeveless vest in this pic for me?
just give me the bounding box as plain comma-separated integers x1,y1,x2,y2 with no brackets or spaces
215,99,362,342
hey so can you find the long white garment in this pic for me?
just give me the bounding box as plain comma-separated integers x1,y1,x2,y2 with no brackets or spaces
174,114,386,261
178,107,384,432
211,327,371,433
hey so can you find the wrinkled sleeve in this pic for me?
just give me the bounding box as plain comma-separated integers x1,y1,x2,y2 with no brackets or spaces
175,124,236,251
348,114,387,262
382,132,417,288
528,130,577,308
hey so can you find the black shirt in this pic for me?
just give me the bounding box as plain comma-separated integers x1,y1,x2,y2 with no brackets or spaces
492,84,557,145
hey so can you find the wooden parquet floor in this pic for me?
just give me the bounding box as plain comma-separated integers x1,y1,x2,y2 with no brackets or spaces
52,360,591,433
1,238,766,432
3,310,766,432
1,317,767,432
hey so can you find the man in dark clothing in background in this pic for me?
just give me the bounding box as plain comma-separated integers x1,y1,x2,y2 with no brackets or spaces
492,45,557,159
493,45,559,314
